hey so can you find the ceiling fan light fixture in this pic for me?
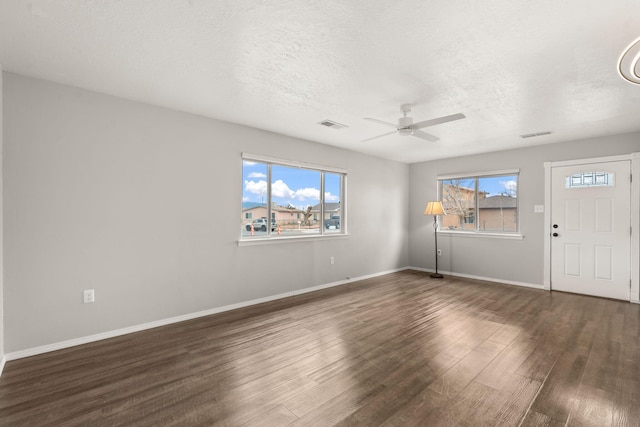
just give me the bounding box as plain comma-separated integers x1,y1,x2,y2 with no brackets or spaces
618,36,640,85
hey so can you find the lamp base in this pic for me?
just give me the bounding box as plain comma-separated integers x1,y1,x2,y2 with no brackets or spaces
430,272,444,279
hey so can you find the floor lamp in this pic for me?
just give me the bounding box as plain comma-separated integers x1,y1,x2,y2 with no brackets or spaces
424,201,445,278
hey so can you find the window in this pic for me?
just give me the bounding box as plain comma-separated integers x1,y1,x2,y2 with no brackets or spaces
439,170,519,233
565,171,615,188
241,154,346,239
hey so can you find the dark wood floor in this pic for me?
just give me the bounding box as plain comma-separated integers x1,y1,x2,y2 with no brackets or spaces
1,270,639,426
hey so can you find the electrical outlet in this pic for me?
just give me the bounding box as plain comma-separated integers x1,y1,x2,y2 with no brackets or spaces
330,256,335,265
534,205,544,213
83,289,95,304
437,249,442,256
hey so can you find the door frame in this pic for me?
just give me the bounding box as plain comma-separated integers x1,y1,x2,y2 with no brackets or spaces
543,153,640,303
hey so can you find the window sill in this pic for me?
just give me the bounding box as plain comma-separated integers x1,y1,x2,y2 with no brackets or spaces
438,230,524,240
238,233,350,246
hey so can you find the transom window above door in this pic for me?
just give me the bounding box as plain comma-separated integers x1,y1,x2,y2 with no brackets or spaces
565,171,615,189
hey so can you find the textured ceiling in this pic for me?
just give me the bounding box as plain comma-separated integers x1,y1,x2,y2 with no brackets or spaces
1,1,640,163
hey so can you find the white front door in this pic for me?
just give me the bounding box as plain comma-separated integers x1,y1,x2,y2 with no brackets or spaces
550,160,631,300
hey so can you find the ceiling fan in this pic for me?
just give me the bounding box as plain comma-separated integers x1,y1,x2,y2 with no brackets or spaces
363,104,465,142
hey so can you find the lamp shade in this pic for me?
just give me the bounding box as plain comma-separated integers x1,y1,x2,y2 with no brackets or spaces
424,201,445,216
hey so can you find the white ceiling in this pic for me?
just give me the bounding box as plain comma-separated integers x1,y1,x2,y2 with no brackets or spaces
1,1,640,163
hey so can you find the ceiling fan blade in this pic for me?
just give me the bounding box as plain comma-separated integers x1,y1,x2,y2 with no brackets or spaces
412,113,466,130
412,130,440,142
361,130,397,142
363,117,398,128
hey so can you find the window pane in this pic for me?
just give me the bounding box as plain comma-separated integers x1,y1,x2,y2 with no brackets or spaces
565,171,615,188
477,175,518,232
272,165,321,236
242,161,268,237
441,178,476,231
323,173,342,233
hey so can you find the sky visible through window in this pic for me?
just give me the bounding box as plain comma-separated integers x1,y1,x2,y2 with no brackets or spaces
478,175,518,197
243,161,341,209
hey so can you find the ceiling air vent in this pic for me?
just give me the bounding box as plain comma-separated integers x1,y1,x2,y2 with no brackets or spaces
318,119,348,130
520,131,553,139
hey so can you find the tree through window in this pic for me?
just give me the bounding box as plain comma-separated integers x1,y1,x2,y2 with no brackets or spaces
439,172,519,233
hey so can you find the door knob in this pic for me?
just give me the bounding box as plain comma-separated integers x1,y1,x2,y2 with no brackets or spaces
553,224,559,228
553,232,559,237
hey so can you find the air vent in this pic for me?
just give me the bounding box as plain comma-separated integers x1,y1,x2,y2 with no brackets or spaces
318,119,348,130
520,131,553,139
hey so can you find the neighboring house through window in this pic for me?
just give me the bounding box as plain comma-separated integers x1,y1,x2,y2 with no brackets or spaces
438,170,519,233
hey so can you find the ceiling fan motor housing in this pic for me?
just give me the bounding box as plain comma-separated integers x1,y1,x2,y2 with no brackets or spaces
398,116,414,135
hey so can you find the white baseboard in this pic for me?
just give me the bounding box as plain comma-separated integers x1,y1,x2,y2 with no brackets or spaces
0,355,6,377
4,267,406,362
407,266,545,290
294,267,407,296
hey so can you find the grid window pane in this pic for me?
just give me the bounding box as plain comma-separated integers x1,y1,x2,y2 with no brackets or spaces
441,178,476,230
439,173,519,233
242,161,268,237
477,175,518,232
323,173,342,233
271,165,321,236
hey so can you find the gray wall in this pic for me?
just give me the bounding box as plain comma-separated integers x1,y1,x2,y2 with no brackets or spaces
3,73,409,353
409,133,640,286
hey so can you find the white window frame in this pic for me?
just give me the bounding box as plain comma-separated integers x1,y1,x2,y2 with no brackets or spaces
240,153,347,245
437,169,523,240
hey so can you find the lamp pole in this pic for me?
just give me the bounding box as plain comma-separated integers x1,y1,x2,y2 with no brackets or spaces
431,215,443,278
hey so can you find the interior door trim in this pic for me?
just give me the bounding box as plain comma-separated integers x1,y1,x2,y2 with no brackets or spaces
543,152,640,303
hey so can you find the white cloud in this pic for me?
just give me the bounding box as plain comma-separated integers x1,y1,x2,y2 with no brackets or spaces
244,180,267,196
248,172,266,179
324,192,339,202
271,179,295,198
255,179,324,203
294,187,320,201
500,180,518,196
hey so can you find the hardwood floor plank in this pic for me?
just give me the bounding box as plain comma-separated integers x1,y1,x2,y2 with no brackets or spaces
379,387,450,427
612,336,640,427
475,374,541,426
427,339,506,397
420,379,495,426
475,336,537,391
519,410,566,427
526,351,588,423
287,377,386,426
332,363,438,426
488,323,523,346
242,404,298,427
580,334,620,394
566,384,613,427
